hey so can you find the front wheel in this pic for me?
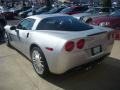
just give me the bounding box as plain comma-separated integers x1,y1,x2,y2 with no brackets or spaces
31,47,49,77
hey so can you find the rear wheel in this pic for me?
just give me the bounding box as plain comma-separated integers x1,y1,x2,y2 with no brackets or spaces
31,46,49,77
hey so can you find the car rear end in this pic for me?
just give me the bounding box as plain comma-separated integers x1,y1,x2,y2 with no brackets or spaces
52,28,114,74
34,15,114,74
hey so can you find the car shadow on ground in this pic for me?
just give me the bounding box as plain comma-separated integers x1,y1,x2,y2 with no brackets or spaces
44,57,120,90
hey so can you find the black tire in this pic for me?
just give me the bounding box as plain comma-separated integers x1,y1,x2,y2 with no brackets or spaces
31,46,49,77
4,33,11,47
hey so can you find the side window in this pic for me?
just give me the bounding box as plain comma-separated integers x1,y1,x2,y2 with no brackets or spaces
17,18,35,30
37,18,58,30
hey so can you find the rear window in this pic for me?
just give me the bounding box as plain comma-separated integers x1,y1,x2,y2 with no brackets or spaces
110,9,120,17
36,16,93,31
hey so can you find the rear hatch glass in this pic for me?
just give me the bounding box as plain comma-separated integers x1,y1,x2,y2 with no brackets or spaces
37,16,93,31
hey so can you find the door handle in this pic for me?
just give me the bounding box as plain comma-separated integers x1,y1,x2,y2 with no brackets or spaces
26,33,29,38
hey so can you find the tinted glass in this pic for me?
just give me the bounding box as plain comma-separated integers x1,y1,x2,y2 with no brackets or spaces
74,7,82,12
85,9,94,13
74,7,88,12
37,16,93,31
36,7,50,14
17,18,35,30
48,7,64,13
36,7,46,12
110,10,120,17
60,7,71,13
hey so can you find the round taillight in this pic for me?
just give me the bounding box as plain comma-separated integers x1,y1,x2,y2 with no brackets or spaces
77,39,85,49
65,41,74,52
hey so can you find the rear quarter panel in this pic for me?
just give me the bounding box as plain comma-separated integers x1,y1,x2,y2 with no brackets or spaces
28,31,67,72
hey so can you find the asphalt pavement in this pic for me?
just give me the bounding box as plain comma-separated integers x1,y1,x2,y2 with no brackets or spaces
0,19,120,90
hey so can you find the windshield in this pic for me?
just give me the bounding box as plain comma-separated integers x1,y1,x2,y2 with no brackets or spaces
110,9,120,17
37,16,93,31
85,9,94,13
48,7,64,13
37,6,46,12
60,7,71,13
48,8,59,13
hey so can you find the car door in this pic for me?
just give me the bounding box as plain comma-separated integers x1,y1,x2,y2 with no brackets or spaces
15,18,36,53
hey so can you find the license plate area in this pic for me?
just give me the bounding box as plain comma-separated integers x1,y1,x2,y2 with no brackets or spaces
91,45,102,55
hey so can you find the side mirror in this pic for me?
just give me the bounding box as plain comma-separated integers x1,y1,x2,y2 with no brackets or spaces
10,26,16,30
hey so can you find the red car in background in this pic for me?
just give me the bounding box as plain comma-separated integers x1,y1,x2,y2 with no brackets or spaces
60,5,88,15
91,9,120,40
91,9,120,30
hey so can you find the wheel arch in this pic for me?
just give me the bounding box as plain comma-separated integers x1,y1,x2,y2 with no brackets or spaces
30,43,42,57
29,43,50,70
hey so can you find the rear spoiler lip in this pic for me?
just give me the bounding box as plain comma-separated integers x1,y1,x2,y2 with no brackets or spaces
87,31,107,36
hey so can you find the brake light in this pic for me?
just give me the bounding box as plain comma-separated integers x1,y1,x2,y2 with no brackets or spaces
77,39,85,49
65,41,74,52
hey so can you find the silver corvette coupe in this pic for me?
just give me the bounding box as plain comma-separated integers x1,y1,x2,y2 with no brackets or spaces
4,14,114,76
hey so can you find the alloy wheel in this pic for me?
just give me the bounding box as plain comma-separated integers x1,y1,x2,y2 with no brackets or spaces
32,49,45,75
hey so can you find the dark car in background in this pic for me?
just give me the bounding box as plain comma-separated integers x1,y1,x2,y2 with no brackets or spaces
18,8,32,18
0,6,15,19
60,5,88,15
10,6,32,16
46,6,67,14
9,7,23,16
36,6,52,15
27,6,52,16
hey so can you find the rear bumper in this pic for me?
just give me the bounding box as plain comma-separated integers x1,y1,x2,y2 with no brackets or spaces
50,42,114,74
